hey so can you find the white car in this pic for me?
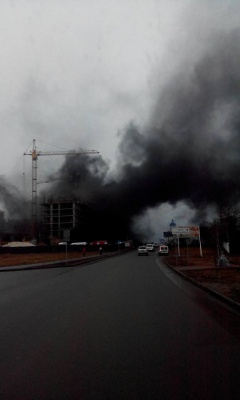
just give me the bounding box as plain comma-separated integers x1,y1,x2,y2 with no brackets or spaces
146,244,154,252
138,246,148,256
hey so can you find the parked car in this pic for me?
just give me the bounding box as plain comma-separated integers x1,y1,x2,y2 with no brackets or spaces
146,244,154,252
158,245,169,255
138,246,148,256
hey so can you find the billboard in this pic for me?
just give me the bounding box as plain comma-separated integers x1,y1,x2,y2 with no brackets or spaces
164,231,173,238
171,226,199,238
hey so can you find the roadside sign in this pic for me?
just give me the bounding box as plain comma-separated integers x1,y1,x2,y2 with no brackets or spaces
63,229,70,242
171,225,202,257
62,229,70,266
171,226,199,238
172,227,190,235
164,231,173,238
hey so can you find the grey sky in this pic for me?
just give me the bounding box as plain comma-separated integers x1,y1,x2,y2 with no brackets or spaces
1,0,240,237
1,0,175,178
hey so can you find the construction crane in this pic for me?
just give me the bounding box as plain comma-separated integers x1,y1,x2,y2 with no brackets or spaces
24,139,99,241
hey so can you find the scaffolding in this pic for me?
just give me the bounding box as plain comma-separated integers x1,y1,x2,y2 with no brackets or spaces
24,139,99,241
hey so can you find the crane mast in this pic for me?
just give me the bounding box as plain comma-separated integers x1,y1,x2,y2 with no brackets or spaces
24,139,99,242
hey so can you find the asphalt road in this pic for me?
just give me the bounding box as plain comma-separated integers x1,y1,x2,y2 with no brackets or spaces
1,251,240,400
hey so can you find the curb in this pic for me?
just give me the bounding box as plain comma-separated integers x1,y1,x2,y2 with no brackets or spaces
0,251,122,272
163,257,240,313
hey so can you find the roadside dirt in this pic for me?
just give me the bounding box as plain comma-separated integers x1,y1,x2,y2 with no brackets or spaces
0,251,98,268
180,268,240,304
166,247,240,305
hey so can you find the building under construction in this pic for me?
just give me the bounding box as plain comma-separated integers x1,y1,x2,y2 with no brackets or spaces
24,139,99,241
41,200,82,243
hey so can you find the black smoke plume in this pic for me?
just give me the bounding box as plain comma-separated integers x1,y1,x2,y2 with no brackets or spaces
0,176,32,239
43,29,240,240
0,176,26,221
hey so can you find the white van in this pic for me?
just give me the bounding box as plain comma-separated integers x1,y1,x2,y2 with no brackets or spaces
158,245,169,255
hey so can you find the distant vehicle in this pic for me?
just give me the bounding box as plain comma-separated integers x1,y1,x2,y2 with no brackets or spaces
153,242,159,247
138,246,148,256
2,241,36,247
71,242,87,246
146,244,154,252
90,240,108,245
158,245,169,255
58,242,67,245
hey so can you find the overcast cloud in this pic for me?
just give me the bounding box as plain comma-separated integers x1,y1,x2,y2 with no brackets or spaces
1,0,240,239
1,0,175,177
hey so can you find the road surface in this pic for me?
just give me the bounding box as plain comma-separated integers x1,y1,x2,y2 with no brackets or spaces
0,251,240,399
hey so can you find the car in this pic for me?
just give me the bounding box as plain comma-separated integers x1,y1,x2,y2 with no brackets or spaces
146,244,154,252
138,246,148,256
158,245,169,255
71,242,87,246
